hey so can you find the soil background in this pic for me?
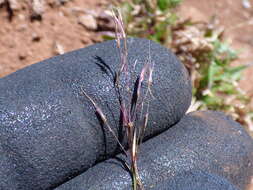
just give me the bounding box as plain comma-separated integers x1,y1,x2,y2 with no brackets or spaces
0,0,107,77
0,0,253,189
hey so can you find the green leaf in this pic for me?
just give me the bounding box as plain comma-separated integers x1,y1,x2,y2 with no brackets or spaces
157,0,182,11
157,0,168,11
202,95,222,109
216,83,236,94
228,65,246,73
208,61,221,88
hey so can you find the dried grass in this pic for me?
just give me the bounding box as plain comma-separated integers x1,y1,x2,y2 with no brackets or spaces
82,8,155,190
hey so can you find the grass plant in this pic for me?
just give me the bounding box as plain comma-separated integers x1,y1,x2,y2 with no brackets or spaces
83,9,154,190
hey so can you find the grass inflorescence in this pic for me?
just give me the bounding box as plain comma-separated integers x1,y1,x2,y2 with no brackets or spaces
83,9,155,190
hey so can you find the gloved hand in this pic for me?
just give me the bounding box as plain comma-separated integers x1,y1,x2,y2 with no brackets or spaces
0,38,192,189
56,111,253,190
1,38,252,190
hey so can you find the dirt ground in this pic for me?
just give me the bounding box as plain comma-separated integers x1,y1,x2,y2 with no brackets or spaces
0,0,253,189
0,0,108,77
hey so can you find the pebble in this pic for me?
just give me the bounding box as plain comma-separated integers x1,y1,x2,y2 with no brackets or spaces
242,0,251,9
78,14,98,30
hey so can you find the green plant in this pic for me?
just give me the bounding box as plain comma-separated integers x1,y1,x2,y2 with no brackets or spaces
110,0,180,44
157,0,182,10
171,21,252,128
195,40,245,110
103,0,252,131
83,9,154,190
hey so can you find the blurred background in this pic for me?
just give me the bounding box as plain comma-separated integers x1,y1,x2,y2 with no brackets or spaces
0,0,253,189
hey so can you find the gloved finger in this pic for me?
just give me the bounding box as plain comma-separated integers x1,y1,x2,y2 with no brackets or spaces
0,38,192,189
55,111,253,190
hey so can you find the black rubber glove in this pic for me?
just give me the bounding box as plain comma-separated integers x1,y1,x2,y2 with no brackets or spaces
0,38,192,189
56,111,253,190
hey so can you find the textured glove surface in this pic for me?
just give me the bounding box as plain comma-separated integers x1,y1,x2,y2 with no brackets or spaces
56,111,253,190
0,38,192,189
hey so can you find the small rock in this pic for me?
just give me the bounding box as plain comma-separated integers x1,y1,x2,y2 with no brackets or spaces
32,33,41,42
8,0,21,11
18,14,25,20
31,0,44,20
53,42,65,55
78,14,97,30
242,0,251,9
56,0,72,4
48,0,71,7
96,11,115,31
16,23,28,31
18,52,27,60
